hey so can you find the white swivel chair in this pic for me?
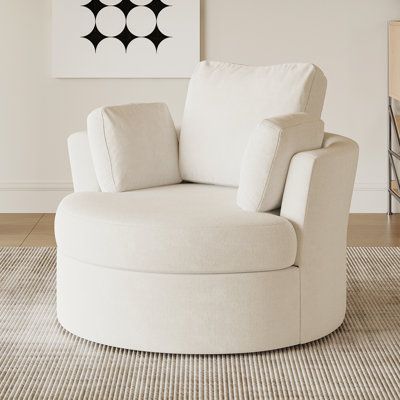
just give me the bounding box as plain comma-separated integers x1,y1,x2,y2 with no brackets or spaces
55,61,358,354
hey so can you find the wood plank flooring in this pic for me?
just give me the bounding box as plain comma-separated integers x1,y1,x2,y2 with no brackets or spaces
0,213,399,247
0,214,55,247
347,213,400,246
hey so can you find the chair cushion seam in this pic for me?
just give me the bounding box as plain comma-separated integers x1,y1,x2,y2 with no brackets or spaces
57,250,298,275
58,208,292,229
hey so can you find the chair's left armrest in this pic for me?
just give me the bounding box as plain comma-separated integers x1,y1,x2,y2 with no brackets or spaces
68,131,100,193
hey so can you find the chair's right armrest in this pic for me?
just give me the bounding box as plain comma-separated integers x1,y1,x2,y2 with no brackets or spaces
280,133,358,343
68,132,100,193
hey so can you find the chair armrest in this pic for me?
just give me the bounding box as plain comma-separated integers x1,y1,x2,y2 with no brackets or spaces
280,133,358,342
68,132,100,193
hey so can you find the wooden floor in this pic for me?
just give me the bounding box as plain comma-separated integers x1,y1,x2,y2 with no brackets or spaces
0,214,56,247
0,213,400,247
347,213,400,246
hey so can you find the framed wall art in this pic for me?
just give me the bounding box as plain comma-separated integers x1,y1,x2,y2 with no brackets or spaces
52,0,200,78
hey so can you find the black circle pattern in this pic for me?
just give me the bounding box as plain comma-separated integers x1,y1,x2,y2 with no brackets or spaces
82,0,171,52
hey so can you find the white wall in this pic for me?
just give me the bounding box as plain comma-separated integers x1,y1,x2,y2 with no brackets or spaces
0,0,399,212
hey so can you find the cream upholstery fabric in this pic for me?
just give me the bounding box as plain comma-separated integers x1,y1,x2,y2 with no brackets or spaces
87,103,181,193
179,61,327,186
58,132,358,354
56,184,297,274
59,61,359,354
237,113,324,212
281,133,358,343
57,253,300,354
68,132,100,193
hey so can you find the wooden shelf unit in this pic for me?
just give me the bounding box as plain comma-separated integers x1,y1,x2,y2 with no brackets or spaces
391,180,400,196
388,21,400,214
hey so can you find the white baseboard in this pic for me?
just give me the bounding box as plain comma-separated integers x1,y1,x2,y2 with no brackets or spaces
0,182,73,213
0,181,394,213
351,183,392,213
0,182,72,191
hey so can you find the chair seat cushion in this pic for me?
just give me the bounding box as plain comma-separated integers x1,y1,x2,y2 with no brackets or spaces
55,184,297,274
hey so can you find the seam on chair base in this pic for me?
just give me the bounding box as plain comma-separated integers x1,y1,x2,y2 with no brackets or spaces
57,250,299,276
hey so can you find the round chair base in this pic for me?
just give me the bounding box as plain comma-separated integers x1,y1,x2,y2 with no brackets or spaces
56,252,343,355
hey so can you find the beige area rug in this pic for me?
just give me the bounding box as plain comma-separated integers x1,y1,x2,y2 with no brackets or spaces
0,247,399,400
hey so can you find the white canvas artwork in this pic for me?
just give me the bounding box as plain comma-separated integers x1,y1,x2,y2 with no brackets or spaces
52,0,200,78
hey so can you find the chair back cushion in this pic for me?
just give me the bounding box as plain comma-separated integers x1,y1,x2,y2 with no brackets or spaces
179,61,327,186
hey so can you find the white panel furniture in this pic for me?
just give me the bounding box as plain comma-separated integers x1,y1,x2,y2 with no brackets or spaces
56,61,358,354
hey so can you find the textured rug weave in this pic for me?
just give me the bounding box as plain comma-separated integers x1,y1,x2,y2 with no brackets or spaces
0,247,399,400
